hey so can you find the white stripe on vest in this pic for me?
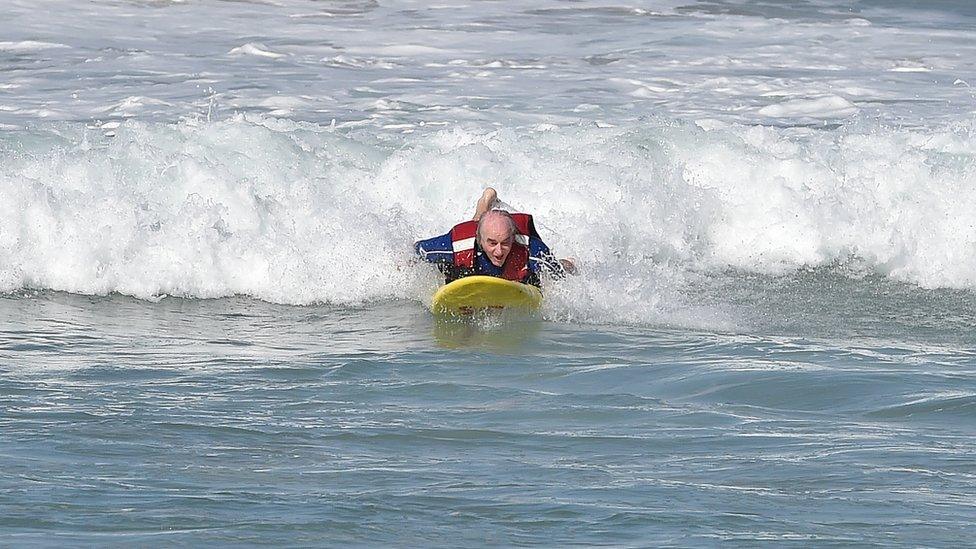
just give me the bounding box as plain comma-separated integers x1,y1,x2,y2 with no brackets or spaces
452,237,476,253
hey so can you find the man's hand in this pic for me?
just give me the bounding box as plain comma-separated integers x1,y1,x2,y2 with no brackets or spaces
472,187,498,221
558,258,578,275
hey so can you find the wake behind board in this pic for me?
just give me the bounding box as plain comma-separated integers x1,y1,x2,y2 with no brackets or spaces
431,276,543,317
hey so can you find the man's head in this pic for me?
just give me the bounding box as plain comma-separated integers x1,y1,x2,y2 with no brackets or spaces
477,210,517,267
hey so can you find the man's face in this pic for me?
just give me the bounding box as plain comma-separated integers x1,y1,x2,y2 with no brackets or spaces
479,215,514,267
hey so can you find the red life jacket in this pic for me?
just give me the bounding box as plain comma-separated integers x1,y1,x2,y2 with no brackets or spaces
449,213,539,282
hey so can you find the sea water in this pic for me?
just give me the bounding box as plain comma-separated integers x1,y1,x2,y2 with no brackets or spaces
2,0,976,546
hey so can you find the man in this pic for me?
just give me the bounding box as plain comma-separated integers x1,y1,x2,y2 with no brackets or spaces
414,188,576,286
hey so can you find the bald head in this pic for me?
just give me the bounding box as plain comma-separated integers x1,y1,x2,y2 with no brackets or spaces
477,210,517,241
477,210,517,267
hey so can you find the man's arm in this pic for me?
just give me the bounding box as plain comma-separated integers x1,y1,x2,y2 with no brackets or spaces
415,232,468,283
472,187,498,221
414,232,455,264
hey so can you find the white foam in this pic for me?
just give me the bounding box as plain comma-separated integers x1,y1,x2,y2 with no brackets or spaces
758,95,858,119
320,55,398,69
5,116,975,330
0,40,70,52
22,108,70,119
256,96,316,109
227,43,286,59
96,96,173,116
1,0,975,131
889,67,930,73
354,45,454,57
0,0,975,327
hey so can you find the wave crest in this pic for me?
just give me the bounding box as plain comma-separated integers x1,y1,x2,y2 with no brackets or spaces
2,116,975,320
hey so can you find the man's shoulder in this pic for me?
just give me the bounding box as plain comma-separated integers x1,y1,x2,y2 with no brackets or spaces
527,234,551,253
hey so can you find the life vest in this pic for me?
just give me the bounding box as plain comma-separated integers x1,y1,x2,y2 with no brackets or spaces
449,213,539,282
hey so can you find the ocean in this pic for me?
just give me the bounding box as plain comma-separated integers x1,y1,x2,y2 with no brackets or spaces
2,0,976,546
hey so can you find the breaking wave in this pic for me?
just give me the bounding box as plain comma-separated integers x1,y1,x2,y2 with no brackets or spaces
2,114,975,323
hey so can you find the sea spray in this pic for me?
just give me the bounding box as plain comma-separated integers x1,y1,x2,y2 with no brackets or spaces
2,116,976,321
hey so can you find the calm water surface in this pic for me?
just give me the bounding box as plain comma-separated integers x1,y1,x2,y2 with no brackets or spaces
3,283,975,546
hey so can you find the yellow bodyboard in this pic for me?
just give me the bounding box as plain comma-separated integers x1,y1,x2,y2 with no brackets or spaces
431,276,543,317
